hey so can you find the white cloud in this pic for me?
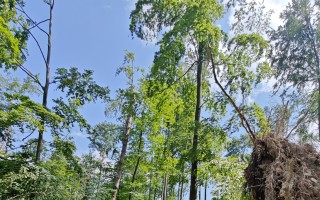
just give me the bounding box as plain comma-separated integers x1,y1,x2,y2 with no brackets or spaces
255,77,277,94
72,131,87,138
264,0,291,29
228,0,291,34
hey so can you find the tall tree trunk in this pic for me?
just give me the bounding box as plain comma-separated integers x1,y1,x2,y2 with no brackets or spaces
112,115,133,200
190,42,204,200
170,186,174,198
148,165,153,200
180,180,184,200
94,153,105,200
177,175,181,199
204,179,207,200
161,124,171,200
128,131,143,200
35,0,53,163
161,174,167,200
318,78,320,140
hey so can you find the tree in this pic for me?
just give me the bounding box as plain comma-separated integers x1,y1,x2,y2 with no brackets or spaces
130,1,271,199
83,123,121,199
271,0,320,139
130,2,223,198
110,51,140,200
0,0,109,161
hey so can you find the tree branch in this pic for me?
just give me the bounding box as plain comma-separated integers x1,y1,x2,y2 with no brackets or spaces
15,5,49,37
17,21,48,66
28,19,50,31
22,129,37,141
208,45,256,142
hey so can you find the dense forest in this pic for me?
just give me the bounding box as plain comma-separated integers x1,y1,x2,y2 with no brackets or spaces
1,0,320,199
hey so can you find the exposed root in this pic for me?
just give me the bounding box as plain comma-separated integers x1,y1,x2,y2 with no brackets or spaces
245,135,320,200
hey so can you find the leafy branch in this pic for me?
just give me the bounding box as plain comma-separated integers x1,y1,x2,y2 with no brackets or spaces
208,45,256,142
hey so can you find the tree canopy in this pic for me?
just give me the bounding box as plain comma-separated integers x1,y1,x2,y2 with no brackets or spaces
0,0,319,200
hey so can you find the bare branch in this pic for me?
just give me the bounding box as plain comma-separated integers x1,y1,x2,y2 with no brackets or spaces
208,45,256,142
17,21,48,66
22,129,37,141
17,65,44,90
15,5,49,37
28,19,50,31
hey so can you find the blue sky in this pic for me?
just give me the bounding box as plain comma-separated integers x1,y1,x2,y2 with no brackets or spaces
19,0,291,157
14,0,320,199
6,0,301,199
20,0,160,154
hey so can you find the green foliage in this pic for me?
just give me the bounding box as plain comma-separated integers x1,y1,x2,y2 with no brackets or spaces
130,1,272,199
54,67,110,105
271,0,320,139
0,93,62,148
0,1,286,199
0,153,84,199
0,0,28,69
209,157,248,200
271,0,320,91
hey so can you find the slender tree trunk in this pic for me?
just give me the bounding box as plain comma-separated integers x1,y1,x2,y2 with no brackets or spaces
204,179,207,200
35,0,53,163
161,174,167,200
161,124,170,200
180,180,184,200
318,78,320,140
177,176,181,199
129,131,143,200
148,167,153,200
190,42,204,200
170,186,174,198
112,115,133,200
315,52,320,140
198,187,201,200
94,153,105,200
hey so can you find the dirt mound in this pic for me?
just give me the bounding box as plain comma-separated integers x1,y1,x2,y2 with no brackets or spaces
245,135,320,200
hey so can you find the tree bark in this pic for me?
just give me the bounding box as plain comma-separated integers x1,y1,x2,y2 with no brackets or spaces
94,153,105,200
189,42,204,200
148,168,153,200
128,131,143,200
204,179,207,200
112,115,133,200
177,176,181,199
161,174,167,200
180,180,184,200
35,0,53,163
317,78,320,140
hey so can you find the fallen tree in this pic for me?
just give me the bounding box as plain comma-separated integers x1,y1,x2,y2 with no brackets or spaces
245,135,320,200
